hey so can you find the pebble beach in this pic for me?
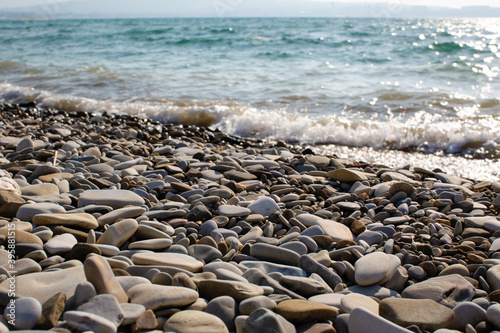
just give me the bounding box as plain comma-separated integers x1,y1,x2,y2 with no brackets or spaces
0,102,500,333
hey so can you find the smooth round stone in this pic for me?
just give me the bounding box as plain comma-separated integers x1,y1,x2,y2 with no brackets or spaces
4,297,42,330
78,189,145,209
164,310,228,333
487,304,500,329
199,219,219,237
44,233,78,255
77,294,125,327
21,183,60,196
250,243,300,266
484,219,500,232
296,214,354,242
127,284,199,311
128,238,172,250
247,196,280,217
120,303,146,326
349,307,413,333
379,298,455,332
240,308,295,333
487,265,500,291
355,252,400,286
188,244,222,263
402,274,475,308
275,299,338,324
438,263,469,277
198,279,265,302
73,281,97,309
16,202,66,222
0,265,86,304
449,302,486,330
205,296,238,331
490,238,500,252
356,230,384,246
327,169,368,182
64,310,117,333
218,205,251,217
239,296,277,315
84,255,128,303
408,266,427,280
131,252,204,272
16,137,34,151
33,212,98,229
0,228,43,245
340,293,379,314
279,241,308,256
308,293,345,308
97,218,138,248
239,226,264,244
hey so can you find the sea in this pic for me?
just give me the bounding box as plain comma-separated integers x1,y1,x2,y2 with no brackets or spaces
1,17,500,181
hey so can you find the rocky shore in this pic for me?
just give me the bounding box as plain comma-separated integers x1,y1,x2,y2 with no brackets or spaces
0,102,499,333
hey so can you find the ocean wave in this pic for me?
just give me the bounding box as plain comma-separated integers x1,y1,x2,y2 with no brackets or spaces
1,82,499,159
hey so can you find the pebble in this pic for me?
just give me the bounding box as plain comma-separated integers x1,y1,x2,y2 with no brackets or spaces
127,284,199,310
2,104,500,333
4,297,42,330
164,310,229,333
275,299,338,324
379,297,454,331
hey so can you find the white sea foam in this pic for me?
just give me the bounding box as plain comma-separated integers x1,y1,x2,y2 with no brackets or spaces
1,82,499,181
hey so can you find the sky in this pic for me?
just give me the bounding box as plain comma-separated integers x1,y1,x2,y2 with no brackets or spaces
1,0,499,10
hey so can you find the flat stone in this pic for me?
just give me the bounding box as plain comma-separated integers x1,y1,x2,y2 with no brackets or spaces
275,299,338,324
490,238,500,252
308,293,345,309
298,255,342,290
0,265,86,304
78,189,145,209
33,212,98,229
120,303,146,326
64,310,117,333
438,263,470,277
345,285,399,300
84,255,128,303
0,228,43,245
340,293,379,314
128,238,172,250
239,296,277,315
37,292,66,330
379,298,455,331
96,206,146,227
77,294,124,327
224,170,258,182
127,284,198,310
44,233,78,255
402,274,475,308
218,205,252,217
116,276,151,293
73,281,97,309
355,252,400,286
164,310,229,333
327,169,368,182
198,279,265,302
279,275,330,297
250,243,300,266
97,218,138,247
349,307,413,333
16,202,66,222
21,183,60,196
247,196,280,217
4,296,42,330
131,252,204,272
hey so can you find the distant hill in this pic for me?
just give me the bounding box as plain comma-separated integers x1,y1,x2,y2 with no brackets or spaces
1,0,500,19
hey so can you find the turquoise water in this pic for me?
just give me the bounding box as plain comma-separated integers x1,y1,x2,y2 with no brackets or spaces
1,17,500,159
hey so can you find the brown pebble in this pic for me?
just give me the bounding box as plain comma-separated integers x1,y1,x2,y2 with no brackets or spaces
37,292,66,329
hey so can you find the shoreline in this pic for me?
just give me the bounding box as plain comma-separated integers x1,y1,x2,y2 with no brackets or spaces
0,102,500,332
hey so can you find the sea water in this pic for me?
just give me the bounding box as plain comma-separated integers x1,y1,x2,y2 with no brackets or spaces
1,17,499,180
